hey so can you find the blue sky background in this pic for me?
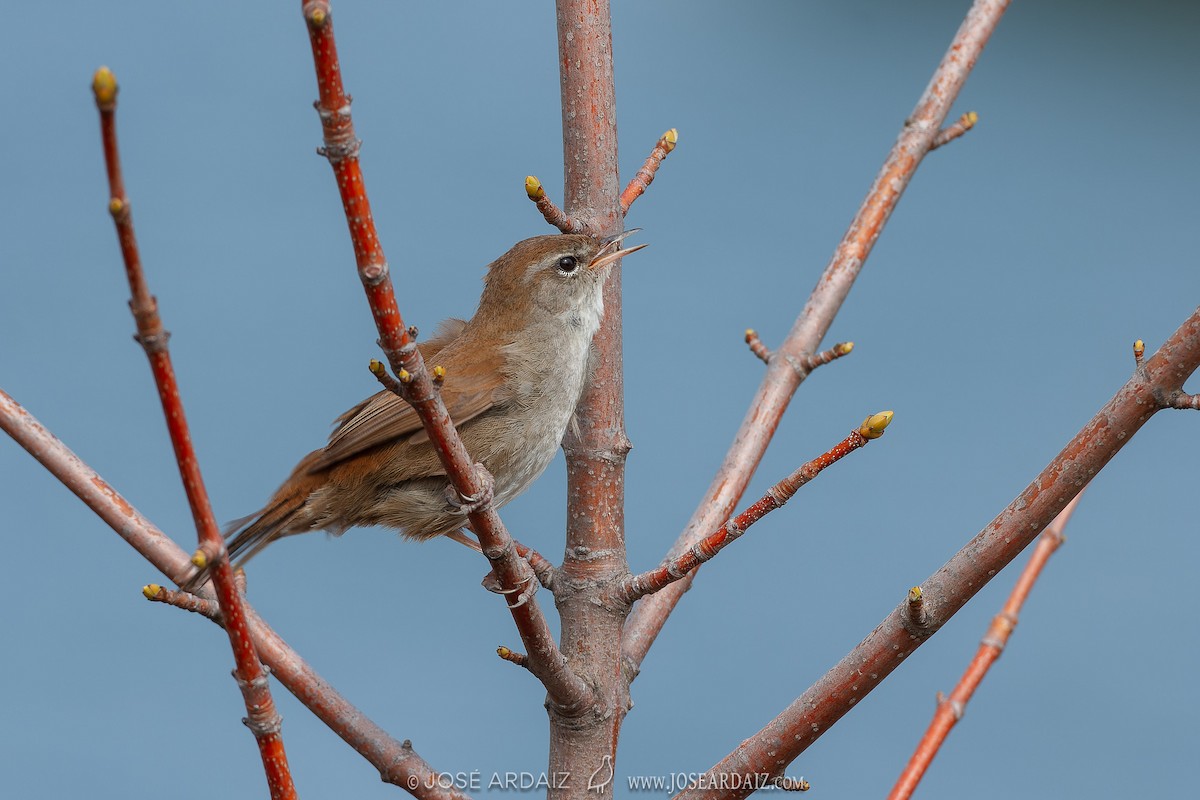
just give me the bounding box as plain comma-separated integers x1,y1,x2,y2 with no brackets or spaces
2,2,1197,798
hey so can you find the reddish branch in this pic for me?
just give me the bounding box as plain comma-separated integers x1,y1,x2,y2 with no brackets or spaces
496,646,529,668
1168,392,1200,409
744,329,773,363
797,341,855,373
887,493,1081,800
514,541,558,590
299,1,590,714
620,128,677,214
550,0,634,795
745,330,855,372
0,390,467,800
525,175,586,233
623,0,1014,682
614,412,893,606
930,111,979,150
554,0,628,599
91,67,297,800
144,583,220,619
147,567,247,616
675,309,1200,800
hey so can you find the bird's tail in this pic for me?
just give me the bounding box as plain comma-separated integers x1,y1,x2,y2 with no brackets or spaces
179,447,331,592
178,491,309,593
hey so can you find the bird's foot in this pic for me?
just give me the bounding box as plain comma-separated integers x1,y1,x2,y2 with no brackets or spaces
444,462,496,516
481,568,537,609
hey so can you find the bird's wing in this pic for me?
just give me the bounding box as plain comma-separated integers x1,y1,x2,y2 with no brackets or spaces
306,319,502,472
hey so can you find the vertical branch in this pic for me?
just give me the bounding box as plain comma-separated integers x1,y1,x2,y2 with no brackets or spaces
91,68,297,800
622,0,1014,675
556,0,628,558
552,1,632,797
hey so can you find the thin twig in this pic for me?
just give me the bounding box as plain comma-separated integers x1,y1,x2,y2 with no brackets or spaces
614,412,893,606
796,341,855,374
144,583,220,620
525,175,586,233
887,492,1081,800
744,329,772,363
929,111,979,150
905,585,928,628
746,333,855,373
496,646,529,669
620,128,677,214
92,66,296,800
0,389,465,799
300,1,591,715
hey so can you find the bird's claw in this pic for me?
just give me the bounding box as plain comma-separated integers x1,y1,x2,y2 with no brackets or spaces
481,571,536,608
444,463,496,516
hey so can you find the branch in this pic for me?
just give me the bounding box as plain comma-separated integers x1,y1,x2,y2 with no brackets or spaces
555,0,628,556
929,111,979,151
514,540,558,591
496,646,529,669
743,329,854,372
91,66,296,800
623,0,1013,680
0,389,468,798
299,1,590,714
525,175,587,233
674,308,1200,800
549,1,634,792
887,492,1080,800
1167,392,1200,410
144,583,220,619
613,412,893,606
620,128,677,214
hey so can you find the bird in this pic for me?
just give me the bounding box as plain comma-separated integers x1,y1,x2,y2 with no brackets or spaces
182,230,644,591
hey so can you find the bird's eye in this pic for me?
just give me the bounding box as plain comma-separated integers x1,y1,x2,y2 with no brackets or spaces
556,255,579,274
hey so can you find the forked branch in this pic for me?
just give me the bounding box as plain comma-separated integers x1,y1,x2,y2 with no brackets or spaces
744,329,855,373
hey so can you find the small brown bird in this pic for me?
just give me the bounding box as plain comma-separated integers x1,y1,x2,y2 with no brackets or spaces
183,231,644,590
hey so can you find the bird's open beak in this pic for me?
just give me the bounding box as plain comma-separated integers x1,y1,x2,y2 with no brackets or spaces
589,228,647,271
